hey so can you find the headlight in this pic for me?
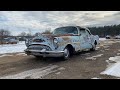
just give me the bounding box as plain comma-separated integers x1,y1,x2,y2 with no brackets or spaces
53,38,59,49
54,38,58,44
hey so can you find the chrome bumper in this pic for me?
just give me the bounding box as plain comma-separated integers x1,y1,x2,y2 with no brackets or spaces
24,49,64,57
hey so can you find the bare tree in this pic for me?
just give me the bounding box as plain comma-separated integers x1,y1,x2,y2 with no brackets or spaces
42,30,52,34
0,29,11,44
18,32,27,36
34,32,40,36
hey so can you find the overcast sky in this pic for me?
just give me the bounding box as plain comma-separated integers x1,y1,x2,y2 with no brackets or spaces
0,11,120,35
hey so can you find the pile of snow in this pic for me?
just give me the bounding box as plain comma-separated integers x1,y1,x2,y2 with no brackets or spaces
99,38,106,41
101,56,120,77
0,41,27,54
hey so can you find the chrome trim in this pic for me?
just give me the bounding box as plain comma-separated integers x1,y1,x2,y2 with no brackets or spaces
25,49,64,57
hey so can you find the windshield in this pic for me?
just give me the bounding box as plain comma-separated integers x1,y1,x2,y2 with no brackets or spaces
53,26,78,35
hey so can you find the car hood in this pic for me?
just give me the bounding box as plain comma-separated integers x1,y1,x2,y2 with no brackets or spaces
32,34,73,42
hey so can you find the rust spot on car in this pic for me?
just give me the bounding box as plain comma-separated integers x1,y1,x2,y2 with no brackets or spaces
61,36,71,41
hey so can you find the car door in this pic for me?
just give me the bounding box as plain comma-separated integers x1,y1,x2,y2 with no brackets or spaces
79,28,87,50
79,28,92,50
85,29,93,49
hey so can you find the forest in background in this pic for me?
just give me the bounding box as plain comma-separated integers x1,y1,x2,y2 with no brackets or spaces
88,24,120,37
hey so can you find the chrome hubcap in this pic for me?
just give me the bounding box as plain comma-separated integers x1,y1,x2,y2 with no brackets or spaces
64,48,69,58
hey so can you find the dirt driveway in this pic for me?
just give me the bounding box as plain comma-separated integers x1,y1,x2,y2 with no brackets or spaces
0,39,120,79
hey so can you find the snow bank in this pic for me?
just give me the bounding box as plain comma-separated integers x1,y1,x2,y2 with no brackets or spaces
0,41,27,54
99,38,106,41
101,56,120,77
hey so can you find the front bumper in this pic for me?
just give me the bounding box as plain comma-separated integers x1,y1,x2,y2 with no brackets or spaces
24,49,64,57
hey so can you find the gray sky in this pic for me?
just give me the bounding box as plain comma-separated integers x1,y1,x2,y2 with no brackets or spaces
0,11,120,35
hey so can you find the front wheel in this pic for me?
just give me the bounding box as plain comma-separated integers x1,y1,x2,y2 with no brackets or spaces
90,44,96,51
34,56,44,60
63,47,70,60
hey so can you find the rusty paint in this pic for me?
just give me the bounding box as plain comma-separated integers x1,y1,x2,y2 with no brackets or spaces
61,36,71,41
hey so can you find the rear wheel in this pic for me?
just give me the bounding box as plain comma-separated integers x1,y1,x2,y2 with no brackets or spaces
90,45,96,51
90,41,97,51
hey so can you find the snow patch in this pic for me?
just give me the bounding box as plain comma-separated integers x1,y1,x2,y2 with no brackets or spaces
81,53,90,56
0,41,27,54
86,57,96,60
101,56,120,77
55,72,61,75
92,54,103,58
103,46,110,48
99,38,106,41
58,67,65,70
117,53,120,55
91,77,101,79
105,49,109,51
0,54,13,57
86,54,103,60
16,53,27,56
0,65,60,79
0,65,65,79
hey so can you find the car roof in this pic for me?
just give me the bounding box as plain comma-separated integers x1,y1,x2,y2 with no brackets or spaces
56,26,89,30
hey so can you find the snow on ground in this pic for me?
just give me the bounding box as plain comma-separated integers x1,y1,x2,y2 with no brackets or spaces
0,41,27,54
16,53,27,56
91,77,101,79
86,54,103,60
0,64,65,79
101,56,120,77
99,38,106,41
0,54,13,57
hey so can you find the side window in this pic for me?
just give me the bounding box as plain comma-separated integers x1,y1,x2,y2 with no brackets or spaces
72,27,78,34
80,28,86,36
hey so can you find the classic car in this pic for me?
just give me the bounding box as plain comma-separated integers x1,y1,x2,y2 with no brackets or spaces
115,35,120,39
0,37,19,44
25,26,99,60
106,35,111,39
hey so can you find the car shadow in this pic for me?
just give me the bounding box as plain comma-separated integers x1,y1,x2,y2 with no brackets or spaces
32,50,98,63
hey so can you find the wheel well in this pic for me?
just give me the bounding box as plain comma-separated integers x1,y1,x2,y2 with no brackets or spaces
94,40,97,45
65,44,75,56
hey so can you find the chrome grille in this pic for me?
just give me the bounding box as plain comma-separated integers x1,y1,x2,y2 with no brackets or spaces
28,45,51,51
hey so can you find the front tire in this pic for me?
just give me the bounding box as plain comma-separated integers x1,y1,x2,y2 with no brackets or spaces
63,47,70,60
34,56,44,60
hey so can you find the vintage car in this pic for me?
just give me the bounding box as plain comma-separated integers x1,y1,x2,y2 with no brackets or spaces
106,35,111,39
0,37,19,44
115,35,120,39
25,26,99,60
